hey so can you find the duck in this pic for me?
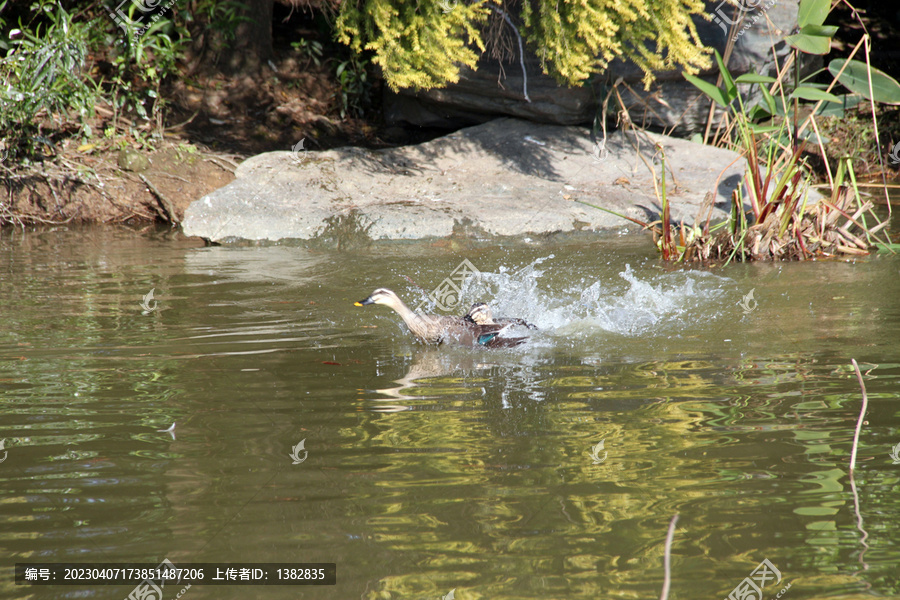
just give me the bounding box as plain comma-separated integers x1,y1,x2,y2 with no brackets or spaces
354,288,527,347
465,302,538,330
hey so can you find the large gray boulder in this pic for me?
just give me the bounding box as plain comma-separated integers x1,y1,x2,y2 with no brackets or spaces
181,118,745,244
384,0,803,134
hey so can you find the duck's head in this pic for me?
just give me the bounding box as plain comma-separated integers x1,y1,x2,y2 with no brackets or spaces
466,302,494,325
355,288,403,309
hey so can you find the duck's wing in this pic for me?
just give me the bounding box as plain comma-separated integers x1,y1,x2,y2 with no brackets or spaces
475,323,522,346
435,319,527,347
482,335,529,348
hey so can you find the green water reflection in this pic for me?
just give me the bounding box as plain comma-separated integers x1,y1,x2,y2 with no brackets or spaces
0,227,899,600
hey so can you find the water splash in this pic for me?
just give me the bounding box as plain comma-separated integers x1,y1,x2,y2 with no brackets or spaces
459,257,728,339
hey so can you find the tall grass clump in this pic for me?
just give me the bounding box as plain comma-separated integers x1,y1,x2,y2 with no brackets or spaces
580,0,898,262
0,0,188,163
0,3,98,161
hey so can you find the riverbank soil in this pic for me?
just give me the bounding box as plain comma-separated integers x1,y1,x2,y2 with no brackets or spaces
0,47,401,226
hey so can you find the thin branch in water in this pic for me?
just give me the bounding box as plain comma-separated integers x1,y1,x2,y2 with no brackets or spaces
848,360,871,571
849,467,870,571
849,358,868,474
659,513,679,600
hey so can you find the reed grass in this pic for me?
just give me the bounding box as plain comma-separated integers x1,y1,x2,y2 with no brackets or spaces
579,0,896,263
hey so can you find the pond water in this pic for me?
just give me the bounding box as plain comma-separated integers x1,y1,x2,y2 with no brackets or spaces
1,226,899,600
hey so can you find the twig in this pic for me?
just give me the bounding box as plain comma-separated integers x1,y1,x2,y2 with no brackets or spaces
199,152,239,167
138,173,178,224
849,359,867,474
620,80,670,130
848,359,871,570
490,5,530,103
41,172,62,210
153,171,191,183
861,36,891,214
591,77,622,161
164,110,199,132
659,513,679,600
203,157,237,174
808,115,834,190
848,466,871,570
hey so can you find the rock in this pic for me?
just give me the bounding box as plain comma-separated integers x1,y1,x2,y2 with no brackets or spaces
181,118,746,244
384,0,808,134
117,148,150,172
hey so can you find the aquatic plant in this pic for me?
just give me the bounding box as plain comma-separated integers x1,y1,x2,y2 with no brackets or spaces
581,0,897,262
681,0,897,261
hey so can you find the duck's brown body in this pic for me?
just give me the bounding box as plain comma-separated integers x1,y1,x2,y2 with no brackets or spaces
355,289,527,347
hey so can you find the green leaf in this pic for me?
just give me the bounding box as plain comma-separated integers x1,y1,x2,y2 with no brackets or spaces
800,24,838,37
799,66,829,84
714,49,736,101
785,32,832,55
734,73,777,85
790,86,842,103
760,85,777,114
829,58,900,105
747,123,781,134
797,0,831,27
747,104,772,120
798,128,829,143
683,72,732,108
813,93,864,117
